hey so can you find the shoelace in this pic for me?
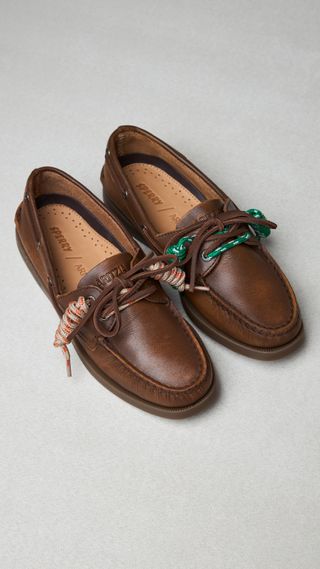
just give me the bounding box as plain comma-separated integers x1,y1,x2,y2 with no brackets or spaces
54,296,89,377
165,205,277,292
54,254,208,376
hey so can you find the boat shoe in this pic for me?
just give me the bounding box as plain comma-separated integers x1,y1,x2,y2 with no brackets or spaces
101,125,303,359
15,167,214,417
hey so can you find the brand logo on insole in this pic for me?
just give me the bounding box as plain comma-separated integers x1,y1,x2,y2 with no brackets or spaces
169,213,181,225
136,183,164,205
49,227,72,252
96,264,127,288
76,264,86,276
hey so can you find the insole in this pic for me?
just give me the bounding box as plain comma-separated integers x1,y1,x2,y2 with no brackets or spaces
123,163,200,233
38,204,120,293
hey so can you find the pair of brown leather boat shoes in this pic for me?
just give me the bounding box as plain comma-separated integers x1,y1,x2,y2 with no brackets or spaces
15,126,304,417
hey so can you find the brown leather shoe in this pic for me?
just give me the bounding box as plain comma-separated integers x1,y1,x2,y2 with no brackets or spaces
14,167,214,417
101,125,303,359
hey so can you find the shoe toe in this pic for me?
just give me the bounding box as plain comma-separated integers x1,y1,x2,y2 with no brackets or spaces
191,246,302,352
109,299,214,408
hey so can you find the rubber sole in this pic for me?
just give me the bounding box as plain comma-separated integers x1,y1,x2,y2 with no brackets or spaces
16,230,215,418
102,171,304,360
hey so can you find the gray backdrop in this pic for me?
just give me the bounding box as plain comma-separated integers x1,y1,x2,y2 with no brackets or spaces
1,1,319,568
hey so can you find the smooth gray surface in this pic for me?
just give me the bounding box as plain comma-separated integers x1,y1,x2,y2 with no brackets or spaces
1,1,319,568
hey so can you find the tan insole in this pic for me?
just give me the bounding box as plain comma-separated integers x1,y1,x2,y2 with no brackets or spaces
123,163,200,233
38,205,120,294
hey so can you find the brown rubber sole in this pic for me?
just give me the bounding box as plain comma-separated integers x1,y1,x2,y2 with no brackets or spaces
102,172,304,360
16,230,215,418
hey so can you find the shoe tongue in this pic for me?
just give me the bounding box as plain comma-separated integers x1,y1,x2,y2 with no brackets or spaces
78,253,132,290
176,199,224,229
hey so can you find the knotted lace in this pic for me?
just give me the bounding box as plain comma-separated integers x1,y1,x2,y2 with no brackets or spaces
54,253,206,376
165,205,277,292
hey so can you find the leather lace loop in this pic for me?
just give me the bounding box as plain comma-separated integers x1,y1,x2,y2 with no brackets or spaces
68,253,179,341
54,254,187,375
165,206,277,292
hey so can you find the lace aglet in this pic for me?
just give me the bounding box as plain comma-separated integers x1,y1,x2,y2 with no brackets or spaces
66,359,72,378
61,345,72,378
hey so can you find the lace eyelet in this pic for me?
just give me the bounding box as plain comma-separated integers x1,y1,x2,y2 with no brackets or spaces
201,251,211,262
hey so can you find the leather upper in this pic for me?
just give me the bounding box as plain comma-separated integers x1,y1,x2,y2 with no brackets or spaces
102,125,302,350
15,167,213,408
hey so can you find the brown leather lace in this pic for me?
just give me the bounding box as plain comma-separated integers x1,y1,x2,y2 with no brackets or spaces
67,253,179,342
165,208,277,292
